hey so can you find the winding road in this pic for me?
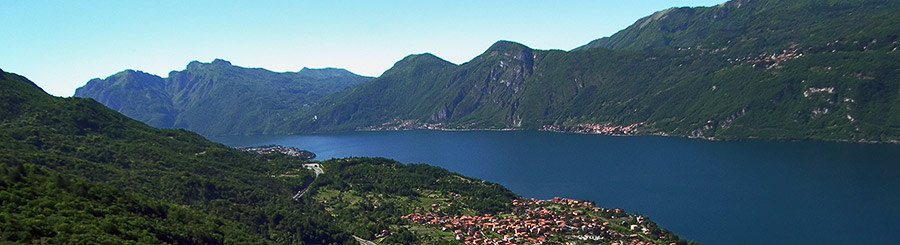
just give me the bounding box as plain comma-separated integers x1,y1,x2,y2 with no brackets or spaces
290,165,376,244
352,235,376,245
292,163,323,200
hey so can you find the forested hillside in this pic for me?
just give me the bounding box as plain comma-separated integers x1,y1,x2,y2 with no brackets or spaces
3,68,684,243
71,0,900,142
1,69,508,243
293,0,900,142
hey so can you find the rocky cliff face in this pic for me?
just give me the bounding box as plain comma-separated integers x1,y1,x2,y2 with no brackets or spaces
430,41,545,124
298,41,549,131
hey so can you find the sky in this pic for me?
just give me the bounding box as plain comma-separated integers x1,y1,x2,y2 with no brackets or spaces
1,0,725,97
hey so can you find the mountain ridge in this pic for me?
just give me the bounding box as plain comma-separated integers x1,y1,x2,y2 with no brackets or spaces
292,0,900,143
75,59,373,136
575,0,898,52
75,0,900,142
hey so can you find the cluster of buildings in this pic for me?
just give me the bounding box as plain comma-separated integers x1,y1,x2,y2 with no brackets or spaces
542,122,644,136
236,145,315,159
723,44,803,70
359,119,448,131
403,197,678,244
748,48,804,69
364,119,649,136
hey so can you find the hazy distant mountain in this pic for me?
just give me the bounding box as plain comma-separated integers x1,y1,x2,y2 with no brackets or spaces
75,59,371,136
297,0,900,142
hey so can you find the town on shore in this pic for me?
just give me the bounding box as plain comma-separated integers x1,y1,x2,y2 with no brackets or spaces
358,118,648,136
236,145,316,160
404,197,683,245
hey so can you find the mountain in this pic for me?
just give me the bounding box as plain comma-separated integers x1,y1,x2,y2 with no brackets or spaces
70,0,900,142
296,0,900,142
293,41,549,132
75,59,372,136
2,68,686,244
576,0,898,52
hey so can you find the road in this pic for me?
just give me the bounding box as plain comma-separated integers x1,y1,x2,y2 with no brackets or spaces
294,165,376,244
292,164,323,200
352,235,376,245
303,163,324,175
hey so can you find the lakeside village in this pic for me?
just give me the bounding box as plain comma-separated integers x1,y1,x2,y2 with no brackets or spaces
359,118,647,136
540,123,645,136
404,197,683,245
358,119,457,131
236,145,316,160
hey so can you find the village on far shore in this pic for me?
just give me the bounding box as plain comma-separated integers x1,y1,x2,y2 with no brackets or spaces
359,118,647,137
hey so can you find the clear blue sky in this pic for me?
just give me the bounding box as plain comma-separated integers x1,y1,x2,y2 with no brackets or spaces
1,0,725,96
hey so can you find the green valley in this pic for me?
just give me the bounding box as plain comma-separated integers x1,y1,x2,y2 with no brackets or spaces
9,0,900,244
2,68,687,243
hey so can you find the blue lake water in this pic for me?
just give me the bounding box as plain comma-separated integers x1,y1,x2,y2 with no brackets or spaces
211,130,900,244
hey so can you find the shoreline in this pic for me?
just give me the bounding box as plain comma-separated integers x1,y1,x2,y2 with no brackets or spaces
212,127,900,145
355,127,900,145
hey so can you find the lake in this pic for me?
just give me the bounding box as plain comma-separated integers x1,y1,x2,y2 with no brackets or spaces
211,130,900,244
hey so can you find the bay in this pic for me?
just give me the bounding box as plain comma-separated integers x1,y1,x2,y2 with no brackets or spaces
212,130,900,244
